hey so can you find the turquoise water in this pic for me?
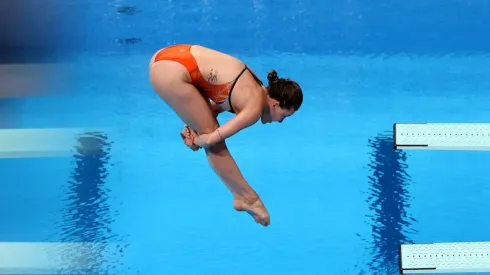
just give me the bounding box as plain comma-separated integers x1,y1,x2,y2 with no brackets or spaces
1,51,490,274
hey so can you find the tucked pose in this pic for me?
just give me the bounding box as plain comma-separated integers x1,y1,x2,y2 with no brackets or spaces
148,44,303,227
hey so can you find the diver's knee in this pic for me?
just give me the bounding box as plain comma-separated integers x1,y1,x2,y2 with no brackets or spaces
206,139,227,154
199,123,219,135
201,124,223,153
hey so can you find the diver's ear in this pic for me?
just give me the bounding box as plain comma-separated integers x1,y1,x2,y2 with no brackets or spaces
271,100,280,109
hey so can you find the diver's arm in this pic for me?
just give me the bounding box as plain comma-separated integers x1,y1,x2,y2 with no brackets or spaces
208,88,261,144
194,87,262,148
212,102,260,141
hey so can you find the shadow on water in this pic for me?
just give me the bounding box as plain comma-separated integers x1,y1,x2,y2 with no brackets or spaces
359,132,418,274
53,131,129,275
116,6,140,15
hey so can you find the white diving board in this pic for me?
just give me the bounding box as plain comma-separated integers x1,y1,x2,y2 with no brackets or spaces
0,128,102,158
399,242,490,274
393,123,490,151
0,242,122,274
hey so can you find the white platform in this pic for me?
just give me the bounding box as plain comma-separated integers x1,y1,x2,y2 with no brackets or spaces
399,242,490,274
0,242,121,274
393,123,490,151
0,128,103,158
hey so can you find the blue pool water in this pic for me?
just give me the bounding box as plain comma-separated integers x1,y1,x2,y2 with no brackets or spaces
1,0,490,274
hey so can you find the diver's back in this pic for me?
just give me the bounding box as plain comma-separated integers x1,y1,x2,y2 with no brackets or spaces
191,45,245,82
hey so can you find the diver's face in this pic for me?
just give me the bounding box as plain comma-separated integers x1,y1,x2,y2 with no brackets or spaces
262,101,295,124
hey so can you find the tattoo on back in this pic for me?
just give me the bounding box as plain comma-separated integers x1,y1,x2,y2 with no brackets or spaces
207,69,218,83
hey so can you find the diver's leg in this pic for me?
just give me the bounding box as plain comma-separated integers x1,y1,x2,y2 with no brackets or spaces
149,60,270,226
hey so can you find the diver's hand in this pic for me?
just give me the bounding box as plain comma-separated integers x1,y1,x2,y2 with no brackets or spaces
233,196,270,227
180,125,201,151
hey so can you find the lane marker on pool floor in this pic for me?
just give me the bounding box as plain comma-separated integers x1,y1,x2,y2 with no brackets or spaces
399,241,490,274
393,123,490,151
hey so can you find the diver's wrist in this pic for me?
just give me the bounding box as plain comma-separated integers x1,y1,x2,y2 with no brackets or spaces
208,129,224,145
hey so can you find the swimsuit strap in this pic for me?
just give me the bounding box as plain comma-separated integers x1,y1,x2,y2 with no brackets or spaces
227,66,264,113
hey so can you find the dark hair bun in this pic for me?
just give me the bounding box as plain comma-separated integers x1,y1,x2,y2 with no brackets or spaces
267,70,279,83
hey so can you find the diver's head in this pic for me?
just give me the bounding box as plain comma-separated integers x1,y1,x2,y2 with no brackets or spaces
261,69,303,124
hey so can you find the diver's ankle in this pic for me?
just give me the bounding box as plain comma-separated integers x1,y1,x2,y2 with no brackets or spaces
234,192,260,205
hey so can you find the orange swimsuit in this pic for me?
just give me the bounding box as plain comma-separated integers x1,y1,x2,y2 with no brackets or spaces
153,44,263,113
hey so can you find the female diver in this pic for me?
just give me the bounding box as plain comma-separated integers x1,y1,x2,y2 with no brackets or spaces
149,44,303,227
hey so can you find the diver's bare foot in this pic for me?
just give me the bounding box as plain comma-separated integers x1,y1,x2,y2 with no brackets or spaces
233,196,270,227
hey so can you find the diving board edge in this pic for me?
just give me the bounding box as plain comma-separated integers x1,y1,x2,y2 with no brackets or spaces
393,122,490,151
398,242,436,274
398,241,490,274
0,128,110,159
393,123,429,150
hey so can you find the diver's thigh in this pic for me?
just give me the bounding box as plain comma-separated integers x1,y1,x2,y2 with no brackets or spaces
149,61,218,134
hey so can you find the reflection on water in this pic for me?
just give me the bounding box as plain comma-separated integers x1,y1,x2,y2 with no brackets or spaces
55,131,126,274
362,133,418,274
